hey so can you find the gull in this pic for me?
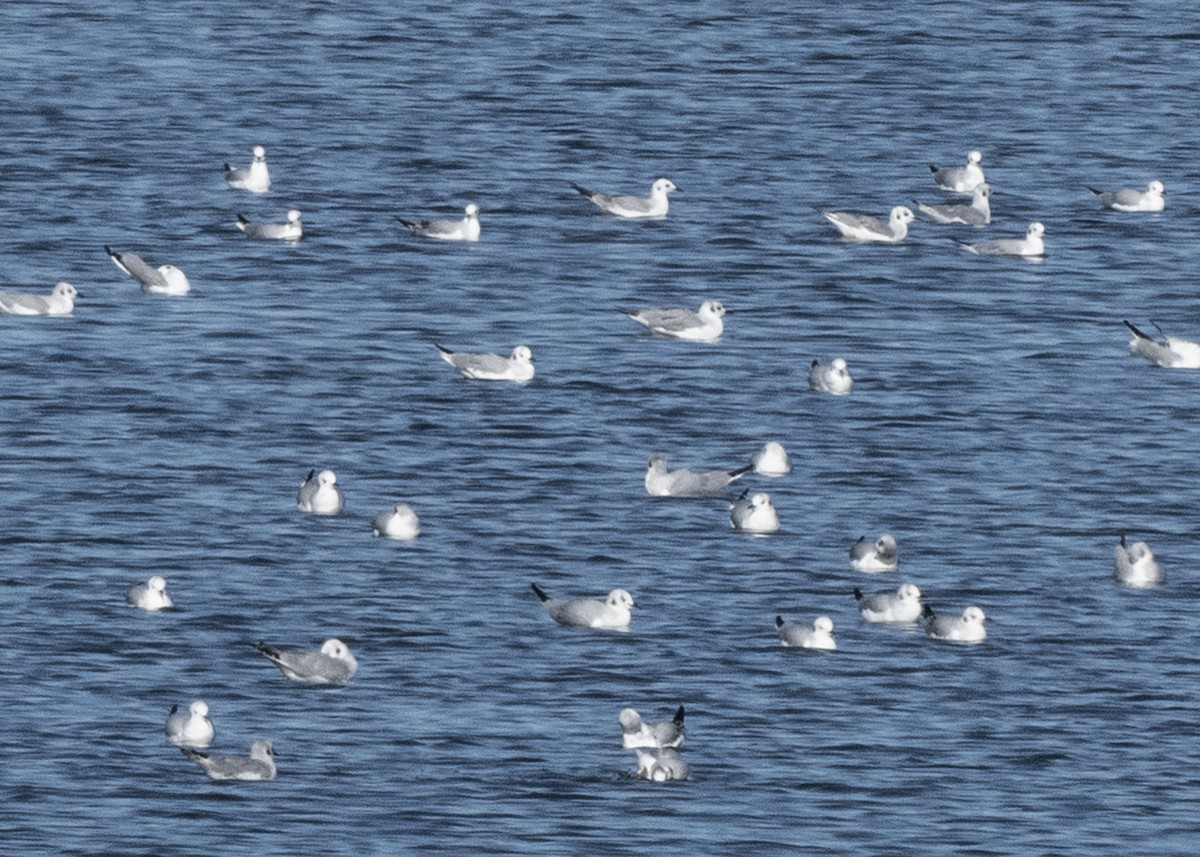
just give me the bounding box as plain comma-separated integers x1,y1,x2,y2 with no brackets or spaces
1089,180,1165,212
399,203,480,242
822,205,914,243
854,583,923,624
958,222,1044,257
751,441,792,477
530,583,634,631
0,282,79,316
165,700,215,748
634,747,689,782
224,145,270,193
619,706,686,749
182,740,276,782
922,604,987,643
930,150,985,193
256,639,358,685
236,209,302,241
104,246,190,295
849,534,898,572
297,468,344,516
1123,320,1200,369
436,344,535,382
730,490,780,534
372,504,420,540
775,615,837,650
916,183,991,226
569,178,679,220
809,358,853,395
624,299,725,342
644,453,750,497
1114,534,1164,588
126,575,173,611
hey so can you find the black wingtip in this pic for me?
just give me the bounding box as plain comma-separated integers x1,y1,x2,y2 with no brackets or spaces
305,468,315,482
729,462,753,478
774,615,785,628
103,245,117,258
673,705,685,725
568,181,592,197
1087,187,1103,197
531,582,549,602
853,586,864,602
929,164,939,174
236,213,248,224
1123,320,1151,341
921,603,935,619
1120,533,1127,547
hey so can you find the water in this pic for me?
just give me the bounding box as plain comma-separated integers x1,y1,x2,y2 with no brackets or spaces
3,1,1199,853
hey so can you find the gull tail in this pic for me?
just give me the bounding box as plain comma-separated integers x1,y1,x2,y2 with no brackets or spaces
530,582,550,603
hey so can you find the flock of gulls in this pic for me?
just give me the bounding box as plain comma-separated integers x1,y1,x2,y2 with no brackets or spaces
7,142,1176,784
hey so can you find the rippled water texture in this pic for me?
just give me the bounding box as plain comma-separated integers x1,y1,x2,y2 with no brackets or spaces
3,1,1200,854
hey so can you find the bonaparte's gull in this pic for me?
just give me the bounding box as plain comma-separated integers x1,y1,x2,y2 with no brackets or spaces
730,491,780,534
224,145,271,194
399,203,481,242
126,575,173,611
0,282,79,316
854,583,922,623
104,246,190,295
256,639,358,685
809,358,853,395
822,206,914,243
182,740,276,782
775,615,836,650
530,583,634,631
752,441,792,477
297,469,344,516
634,747,689,782
1114,534,1164,588
922,604,987,643
930,150,985,193
1123,320,1200,369
1089,180,1165,212
624,299,725,342
436,344,535,382
570,178,679,220
916,183,991,226
619,706,685,749
644,453,750,497
166,701,215,748
849,534,898,572
371,504,420,540
959,222,1044,257
236,209,302,241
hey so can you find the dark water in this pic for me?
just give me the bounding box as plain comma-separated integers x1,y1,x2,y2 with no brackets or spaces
3,1,1199,854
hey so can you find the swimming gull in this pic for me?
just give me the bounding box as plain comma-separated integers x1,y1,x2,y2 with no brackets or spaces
236,209,302,241
922,604,987,643
530,583,634,631
854,583,923,624
751,441,792,477
849,534,898,572
1123,320,1200,369
297,468,344,516
0,282,79,316
619,706,686,749
399,203,481,242
165,700,215,748
775,615,837,650
730,491,780,534
224,145,271,194
644,453,750,497
436,344,535,382
1089,180,1165,212
1113,534,1164,588
126,575,173,611
822,206,914,243
372,504,421,540
104,246,190,295
915,183,991,226
958,222,1044,257
182,739,276,782
256,639,358,685
624,299,725,341
809,358,853,395
569,178,679,220
929,150,986,193
634,747,689,782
